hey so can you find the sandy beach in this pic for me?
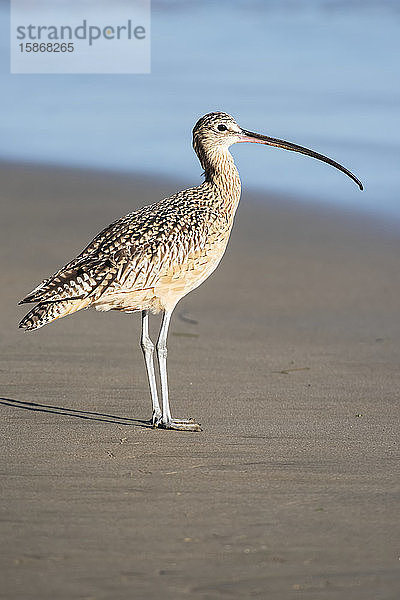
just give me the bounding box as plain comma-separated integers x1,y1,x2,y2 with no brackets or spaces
1,162,399,599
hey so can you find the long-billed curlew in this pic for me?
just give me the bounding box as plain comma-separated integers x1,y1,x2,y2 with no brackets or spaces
19,112,363,431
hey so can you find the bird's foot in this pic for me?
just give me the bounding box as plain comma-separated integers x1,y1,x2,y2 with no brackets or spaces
158,418,202,432
151,409,162,427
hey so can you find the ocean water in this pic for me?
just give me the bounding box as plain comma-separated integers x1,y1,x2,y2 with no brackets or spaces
1,0,399,222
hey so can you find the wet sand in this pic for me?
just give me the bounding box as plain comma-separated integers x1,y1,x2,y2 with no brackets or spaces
1,163,399,599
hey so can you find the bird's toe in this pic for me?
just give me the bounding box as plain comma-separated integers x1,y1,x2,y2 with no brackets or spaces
158,419,202,432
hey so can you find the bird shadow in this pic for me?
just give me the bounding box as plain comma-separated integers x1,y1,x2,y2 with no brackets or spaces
0,397,152,428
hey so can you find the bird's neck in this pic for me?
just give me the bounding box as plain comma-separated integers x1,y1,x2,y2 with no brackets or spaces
201,146,241,213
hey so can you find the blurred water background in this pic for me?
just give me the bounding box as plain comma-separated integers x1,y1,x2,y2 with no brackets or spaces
0,0,399,222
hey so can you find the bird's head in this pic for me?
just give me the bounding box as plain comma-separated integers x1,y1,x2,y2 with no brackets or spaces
193,111,363,190
193,112,244,153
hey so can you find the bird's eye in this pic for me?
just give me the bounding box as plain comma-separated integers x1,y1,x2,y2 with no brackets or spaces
217,124,227,131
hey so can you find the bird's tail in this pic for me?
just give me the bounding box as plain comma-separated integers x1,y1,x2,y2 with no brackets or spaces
19,298,90,331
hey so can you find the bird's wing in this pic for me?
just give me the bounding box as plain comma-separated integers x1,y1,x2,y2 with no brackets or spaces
18,255,122,304
19,190,214,305
18,205,156,305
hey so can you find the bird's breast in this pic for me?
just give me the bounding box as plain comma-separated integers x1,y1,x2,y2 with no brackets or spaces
153,219,232,309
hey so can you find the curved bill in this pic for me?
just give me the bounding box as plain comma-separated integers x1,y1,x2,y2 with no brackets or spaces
239,129,363,190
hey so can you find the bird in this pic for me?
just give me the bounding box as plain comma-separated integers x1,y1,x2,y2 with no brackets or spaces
19,112,363,431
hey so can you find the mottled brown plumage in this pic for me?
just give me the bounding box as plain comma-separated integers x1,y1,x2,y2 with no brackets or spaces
19,111,362,430
19,114,242,330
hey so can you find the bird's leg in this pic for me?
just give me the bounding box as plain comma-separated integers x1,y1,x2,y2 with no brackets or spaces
140,310,161,426
156,309,172,425
156,309,201,431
